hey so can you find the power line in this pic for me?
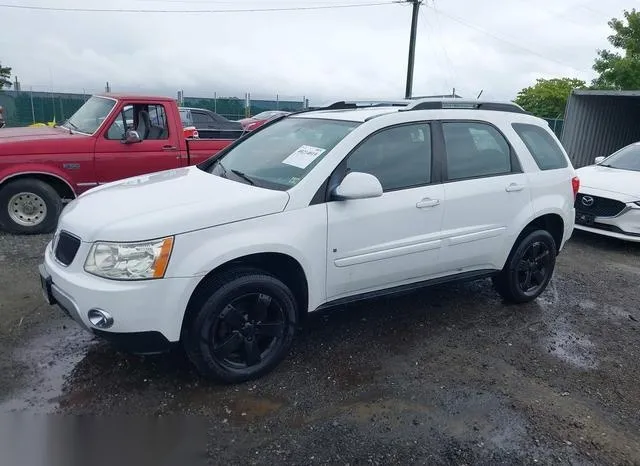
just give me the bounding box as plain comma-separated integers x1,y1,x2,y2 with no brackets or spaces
0,1,396,13
423,1,457,90
426,5,592,75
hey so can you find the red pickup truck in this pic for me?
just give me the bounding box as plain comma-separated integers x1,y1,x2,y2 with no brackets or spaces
0,93,239,234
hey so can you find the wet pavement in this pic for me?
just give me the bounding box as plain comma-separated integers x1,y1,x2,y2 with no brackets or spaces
0,229,639,465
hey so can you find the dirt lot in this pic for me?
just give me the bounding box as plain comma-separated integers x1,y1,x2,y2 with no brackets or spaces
0,229,639,465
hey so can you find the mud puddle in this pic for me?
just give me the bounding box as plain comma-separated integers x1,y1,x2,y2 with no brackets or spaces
0,319,93,414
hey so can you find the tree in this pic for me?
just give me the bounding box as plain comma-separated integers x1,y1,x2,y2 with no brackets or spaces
514,78,587,118
0,62,11,89
592,9,640,89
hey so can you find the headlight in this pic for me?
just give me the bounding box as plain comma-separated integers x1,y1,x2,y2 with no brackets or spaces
84,236,174,280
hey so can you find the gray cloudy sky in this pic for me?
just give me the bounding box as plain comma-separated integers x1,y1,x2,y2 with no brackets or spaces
0,0,635,103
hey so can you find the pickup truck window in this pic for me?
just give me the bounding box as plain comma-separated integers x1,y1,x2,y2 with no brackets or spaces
63,96,116,135
106,104,169,141
205,117,359,190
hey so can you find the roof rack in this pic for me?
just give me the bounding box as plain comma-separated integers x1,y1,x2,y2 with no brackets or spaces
308,99,412,111
401,97,529,114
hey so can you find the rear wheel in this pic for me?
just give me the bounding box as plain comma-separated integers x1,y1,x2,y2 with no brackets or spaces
184,268,297,384
0,179,62,234
493,230,557,303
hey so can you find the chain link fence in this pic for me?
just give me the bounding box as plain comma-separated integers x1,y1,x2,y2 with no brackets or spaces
0,87,307,127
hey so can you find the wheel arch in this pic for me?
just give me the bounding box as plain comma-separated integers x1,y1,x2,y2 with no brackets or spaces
0,171,76,201
505,213,565,267
180,252,310,340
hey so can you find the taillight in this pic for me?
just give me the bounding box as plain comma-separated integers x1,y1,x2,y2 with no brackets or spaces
571,176,580,199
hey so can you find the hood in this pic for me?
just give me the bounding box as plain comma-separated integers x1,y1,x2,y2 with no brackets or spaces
57,166,290,242
0,126,91,155
576,165,640,200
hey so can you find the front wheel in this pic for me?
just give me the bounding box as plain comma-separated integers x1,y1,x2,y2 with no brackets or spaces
493,230,557,303
183,268,298,384
0,179,62,234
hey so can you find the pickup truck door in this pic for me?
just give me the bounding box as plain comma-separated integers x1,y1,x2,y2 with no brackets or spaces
94,102,182,184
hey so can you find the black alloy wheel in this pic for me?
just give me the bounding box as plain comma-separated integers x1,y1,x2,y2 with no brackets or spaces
184,268,297,383
515,240,553,297
211,292,286,370
493,229,557,303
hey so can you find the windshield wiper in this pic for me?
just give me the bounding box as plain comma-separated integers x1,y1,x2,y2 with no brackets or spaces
230,169,256,186
64,120,79,131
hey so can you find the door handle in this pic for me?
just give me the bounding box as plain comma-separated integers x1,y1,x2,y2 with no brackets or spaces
162,145,178,151
505,183,524,192
416,198,440,208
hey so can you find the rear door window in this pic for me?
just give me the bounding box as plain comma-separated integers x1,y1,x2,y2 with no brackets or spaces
512,123,568,170
442,122,512,181
192,111,215,127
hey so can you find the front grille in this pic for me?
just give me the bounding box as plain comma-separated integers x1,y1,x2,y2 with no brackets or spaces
575,194,626,217
54,231,81,266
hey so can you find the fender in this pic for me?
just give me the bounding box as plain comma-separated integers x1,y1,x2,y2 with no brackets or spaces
496,203,570,270
0,164,77,196
168,206,328,313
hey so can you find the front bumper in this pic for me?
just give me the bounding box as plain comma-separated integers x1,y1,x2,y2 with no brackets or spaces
574,203,640,242
39,240,201,350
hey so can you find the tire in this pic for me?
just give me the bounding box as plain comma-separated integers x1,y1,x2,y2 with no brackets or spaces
493,229,557,304
0,178,62,234
183,268,298,384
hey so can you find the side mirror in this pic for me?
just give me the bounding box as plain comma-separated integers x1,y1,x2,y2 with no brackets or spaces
594,156,605,164
332,172,383,201
122,130,142,144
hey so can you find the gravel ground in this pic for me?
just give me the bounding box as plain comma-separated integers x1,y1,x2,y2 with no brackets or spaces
0,229,639,465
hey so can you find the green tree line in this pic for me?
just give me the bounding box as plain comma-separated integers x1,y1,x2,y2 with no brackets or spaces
515,8,640,118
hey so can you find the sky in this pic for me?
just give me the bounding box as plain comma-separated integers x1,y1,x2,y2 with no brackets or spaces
0,0,636,104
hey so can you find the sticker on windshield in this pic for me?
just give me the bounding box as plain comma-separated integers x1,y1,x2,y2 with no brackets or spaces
282,145,326,169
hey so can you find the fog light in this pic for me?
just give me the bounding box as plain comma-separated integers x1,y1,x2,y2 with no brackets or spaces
88,309,114,329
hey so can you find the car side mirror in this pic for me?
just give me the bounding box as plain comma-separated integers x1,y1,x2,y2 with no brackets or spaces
122,130,142,144
594,156,605,164
332,172,383,201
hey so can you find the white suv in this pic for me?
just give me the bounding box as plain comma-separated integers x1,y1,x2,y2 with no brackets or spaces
39,98,579,383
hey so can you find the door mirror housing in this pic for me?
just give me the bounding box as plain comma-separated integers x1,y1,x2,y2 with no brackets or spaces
332,172,383,201
122,130,142,144
594,156,605,164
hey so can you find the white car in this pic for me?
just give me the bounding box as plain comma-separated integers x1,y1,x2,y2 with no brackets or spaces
39,98,578,383
574,142,640,242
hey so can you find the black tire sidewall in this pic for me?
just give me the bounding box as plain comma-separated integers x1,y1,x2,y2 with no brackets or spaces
0,179,62,234
186,271,298,384
494,229,557,304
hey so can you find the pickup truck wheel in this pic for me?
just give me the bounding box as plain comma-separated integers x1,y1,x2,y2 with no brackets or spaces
184,268,298,384
493,230,557,304
0,179,62,234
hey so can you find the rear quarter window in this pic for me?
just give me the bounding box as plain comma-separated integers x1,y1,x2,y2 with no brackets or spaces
512,123,568,170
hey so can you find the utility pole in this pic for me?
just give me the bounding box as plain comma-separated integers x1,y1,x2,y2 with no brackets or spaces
404,0,422,99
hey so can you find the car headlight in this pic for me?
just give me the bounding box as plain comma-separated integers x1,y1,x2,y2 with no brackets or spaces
84,236,174,280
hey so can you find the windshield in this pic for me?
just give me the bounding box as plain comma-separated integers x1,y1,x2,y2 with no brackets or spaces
203,117,360,190
600,143,640,172
63,96,116,134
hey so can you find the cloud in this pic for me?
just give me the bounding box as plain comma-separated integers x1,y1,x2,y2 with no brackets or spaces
0,0,632,103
